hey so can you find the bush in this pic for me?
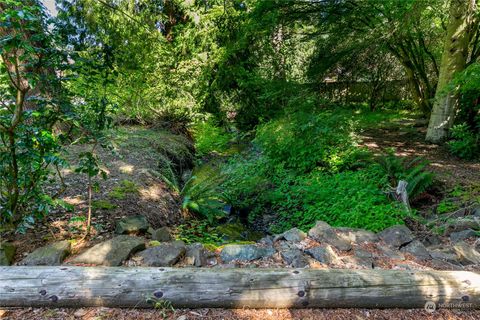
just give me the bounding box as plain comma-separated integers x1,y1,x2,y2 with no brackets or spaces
192,119,233,157
448,123,479,159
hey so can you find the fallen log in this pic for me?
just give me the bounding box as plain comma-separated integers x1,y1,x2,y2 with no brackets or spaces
0,267,479,309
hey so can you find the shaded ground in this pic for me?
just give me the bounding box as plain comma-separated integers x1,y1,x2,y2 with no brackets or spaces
1,307,479,320
358,117,480,189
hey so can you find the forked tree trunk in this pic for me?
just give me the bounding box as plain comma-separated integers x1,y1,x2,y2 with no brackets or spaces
426,0,477,143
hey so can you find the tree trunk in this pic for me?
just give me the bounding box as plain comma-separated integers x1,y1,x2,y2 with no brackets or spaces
426,0,477,143
0,267,479,309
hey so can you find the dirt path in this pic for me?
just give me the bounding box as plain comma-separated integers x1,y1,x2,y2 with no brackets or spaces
359,121,480,190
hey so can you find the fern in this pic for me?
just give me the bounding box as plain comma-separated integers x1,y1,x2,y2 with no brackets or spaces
376,150,434,200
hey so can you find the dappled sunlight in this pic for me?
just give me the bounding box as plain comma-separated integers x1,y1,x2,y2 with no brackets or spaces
139,185,163,201
62,196,85,206
119,164,135,174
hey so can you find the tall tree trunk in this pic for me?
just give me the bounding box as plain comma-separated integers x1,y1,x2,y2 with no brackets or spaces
426,0,477,143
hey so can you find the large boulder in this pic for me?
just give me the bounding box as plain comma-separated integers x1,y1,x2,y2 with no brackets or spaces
184,243,213,267
220,245,275,262
450,229,477,243
151,226,173,242
70,235,145,266
445,217,480,235
305,245,339,265
308,221,352,251
280,249,311,268
274,228,307,243
335,227,378,244
453,241,480,265
378,225,414,248
20,241,70,266
135,241,186,267
0,243,16,266
115,215,149,235
400,240,430,260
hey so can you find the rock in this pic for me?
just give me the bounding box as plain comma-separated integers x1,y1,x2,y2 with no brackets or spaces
450,229,477,243
0,243,16,266
136,241,186,267
258,236,274,246
308,221,352,251
220,244,275,262
20,241,70,266
305,245,339,265
472,206,480,217
70,235,145,266
115,215,149,234
280,249,311,268
342,249,374,269
377,245,405,260
429,259,464,271
335,228,378,244
422,234,442,247
184,243,211,267
445,217,480,234
74,309,88,318
453,241,480,265
400,240,430,260
378,225,414,248
429,248,459,264
152,226,173,242
274,228,307,243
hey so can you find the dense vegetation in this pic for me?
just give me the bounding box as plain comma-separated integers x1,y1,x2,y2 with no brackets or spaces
0,0,479,240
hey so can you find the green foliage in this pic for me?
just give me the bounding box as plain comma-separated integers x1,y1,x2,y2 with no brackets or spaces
175,220,223,245
255,109,358,173
376,150,435,200
91,199,117,210
448,123,479,159
180,168,226,223
109,180,139,199
192,119,233,157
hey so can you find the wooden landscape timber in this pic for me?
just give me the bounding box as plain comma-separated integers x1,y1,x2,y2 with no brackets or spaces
0,267,479,309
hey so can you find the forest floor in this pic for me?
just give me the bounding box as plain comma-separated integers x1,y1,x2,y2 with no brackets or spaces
2,306,480,320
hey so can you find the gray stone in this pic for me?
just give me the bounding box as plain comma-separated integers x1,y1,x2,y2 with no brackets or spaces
70,235,145,266
184,243,211,267
342,250,374,269
429,259,464,271
20,241,70,266
445,217,480,234
308,221,352,251
115,215,149,234
429,248,459,264
378,245,406,260
274,228,307,243
400,240,431,260
220,245,275,262
453,241,480,265
136,241,186,267
422,234,442,247
378,225,414,248
305,245,339,264
0,243,16,266
152,226,173,242
336,228,378,244
450,229,477,243
258,236,274,246
472,206,480,217
280,249,311,268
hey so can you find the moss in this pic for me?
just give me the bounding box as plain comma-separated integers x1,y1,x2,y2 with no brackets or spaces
92,200,117,210
149,240,162,247
214,221,263,242
109,179,139,199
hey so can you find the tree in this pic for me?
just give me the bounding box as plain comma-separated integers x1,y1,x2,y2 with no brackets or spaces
426,0,478,143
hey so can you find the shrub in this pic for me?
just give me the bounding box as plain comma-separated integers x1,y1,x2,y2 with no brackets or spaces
192,119,233,157
448,123,479,160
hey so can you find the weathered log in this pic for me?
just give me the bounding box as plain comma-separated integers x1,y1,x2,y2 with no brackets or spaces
0,267,479,309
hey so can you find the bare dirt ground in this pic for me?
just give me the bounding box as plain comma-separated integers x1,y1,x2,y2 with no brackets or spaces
3,127,184,263
359,120,480,189
2,307,480,320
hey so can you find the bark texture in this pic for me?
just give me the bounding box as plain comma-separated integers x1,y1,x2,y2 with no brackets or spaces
0,267,479,308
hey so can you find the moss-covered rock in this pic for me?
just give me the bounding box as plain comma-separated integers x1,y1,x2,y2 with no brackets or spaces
0,242,16,266
19,241,71,266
